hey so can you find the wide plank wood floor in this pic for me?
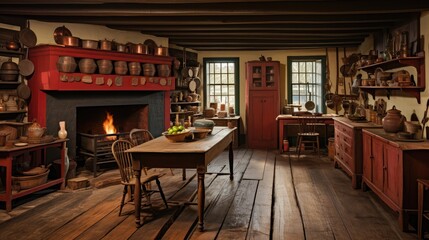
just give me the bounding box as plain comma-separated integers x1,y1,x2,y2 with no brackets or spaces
0,148,419,239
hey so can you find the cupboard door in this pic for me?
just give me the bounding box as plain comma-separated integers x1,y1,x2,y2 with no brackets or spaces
362,133,372,181
248,94,265,148
372,137,384,191
384,144,401,206
261,93,276,145
248,92,277,148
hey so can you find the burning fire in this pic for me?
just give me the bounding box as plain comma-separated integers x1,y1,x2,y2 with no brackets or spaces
103,112,117,140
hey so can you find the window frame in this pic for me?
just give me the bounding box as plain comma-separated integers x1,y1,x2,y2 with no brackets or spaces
287,56,326,113
203,57,240,115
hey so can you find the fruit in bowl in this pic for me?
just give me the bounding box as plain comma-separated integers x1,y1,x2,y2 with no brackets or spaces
162,125,191,142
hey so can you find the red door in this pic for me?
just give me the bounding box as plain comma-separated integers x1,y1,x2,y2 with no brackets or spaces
248,91,277,148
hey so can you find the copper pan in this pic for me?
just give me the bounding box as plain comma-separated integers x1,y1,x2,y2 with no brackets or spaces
155,46,168,56
62,36,80,47
130,43,148,54
53,25,72,44
19,27,37,47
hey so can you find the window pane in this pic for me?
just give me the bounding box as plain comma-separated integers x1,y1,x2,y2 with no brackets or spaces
228,73,234,84
229,85,235,95
228,63,234,73
221,74,228,84
215,74,221,84
292,62,298,72
214,63,221,73
205,58,239,113
288,57,325,113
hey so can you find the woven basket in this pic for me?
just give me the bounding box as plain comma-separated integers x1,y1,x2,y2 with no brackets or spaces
12,169,50,190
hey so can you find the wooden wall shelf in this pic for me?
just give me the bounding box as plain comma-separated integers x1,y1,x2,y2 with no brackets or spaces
358,86,424,103
358,56,425,103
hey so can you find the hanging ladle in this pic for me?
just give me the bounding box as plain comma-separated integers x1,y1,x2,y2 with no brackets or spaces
305,83,315,111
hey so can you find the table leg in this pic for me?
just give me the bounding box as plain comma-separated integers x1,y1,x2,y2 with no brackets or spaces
229,142,234,180
134,168,142,227
197,166,206,231
4,157,12,211
278,119,284,153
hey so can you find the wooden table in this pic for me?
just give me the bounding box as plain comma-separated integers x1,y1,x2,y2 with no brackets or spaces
276,114,337,153
126,127,235,231
0,139,67,211
206,116,241,148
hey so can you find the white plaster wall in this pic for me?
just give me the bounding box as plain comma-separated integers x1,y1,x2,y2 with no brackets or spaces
198,12,429,135
197,48,356,132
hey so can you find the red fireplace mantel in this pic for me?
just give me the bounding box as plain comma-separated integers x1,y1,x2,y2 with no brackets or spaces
27,45,174,129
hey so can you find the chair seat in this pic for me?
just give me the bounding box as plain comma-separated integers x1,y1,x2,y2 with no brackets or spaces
298,132,319,137
122,173,163,186
112,139,169,216
297,115,320,158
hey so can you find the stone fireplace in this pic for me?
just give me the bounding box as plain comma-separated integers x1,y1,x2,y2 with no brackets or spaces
37,90,167,161
27,45,174,163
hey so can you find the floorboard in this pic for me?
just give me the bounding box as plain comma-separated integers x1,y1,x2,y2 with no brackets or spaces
0,149,420,240
246,150,275,240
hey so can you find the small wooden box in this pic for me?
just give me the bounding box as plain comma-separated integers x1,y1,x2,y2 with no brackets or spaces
67,177,89,190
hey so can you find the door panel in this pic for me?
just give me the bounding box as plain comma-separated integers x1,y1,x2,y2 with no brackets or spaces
372,137,384,191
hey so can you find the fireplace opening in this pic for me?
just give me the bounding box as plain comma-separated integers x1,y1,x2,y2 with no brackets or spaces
76,104,148,176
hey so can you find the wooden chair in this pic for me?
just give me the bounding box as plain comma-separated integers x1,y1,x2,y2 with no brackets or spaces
129,128,186,179
111,139,168,216
418,179,429,239
296,113,320,159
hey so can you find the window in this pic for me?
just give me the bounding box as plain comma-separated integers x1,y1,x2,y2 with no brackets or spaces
287,56,326,113
203,58,240,114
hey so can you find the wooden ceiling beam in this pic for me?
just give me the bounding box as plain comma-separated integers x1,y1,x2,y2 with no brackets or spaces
167,35,366,40
109,24,389,31
172,41,362,46
0,2,427,17
139,31,372,36
31,13,418,25
183,45,359,50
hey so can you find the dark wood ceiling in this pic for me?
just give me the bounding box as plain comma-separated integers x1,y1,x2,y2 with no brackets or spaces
0,0,428,51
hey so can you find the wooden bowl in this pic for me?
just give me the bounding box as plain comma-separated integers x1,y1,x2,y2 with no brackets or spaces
192,129,211,139
162,129,191,142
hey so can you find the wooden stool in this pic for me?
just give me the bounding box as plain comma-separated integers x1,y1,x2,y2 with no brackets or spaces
418,179,429,239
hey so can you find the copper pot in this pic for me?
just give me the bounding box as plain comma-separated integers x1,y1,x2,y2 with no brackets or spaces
382,105,405,133
157,64,171,77
114,61,128,75
6,40,20,50
99,39,112,51
78,58,97,74
155,46,168,56
1,59,19,71
142,64,156,77
96,59,113,74
81,39,98,49
0,69,19,81
128,62,142,76
116,43,127,52
57,56,77,73
62,36,80,47
130,43,148,54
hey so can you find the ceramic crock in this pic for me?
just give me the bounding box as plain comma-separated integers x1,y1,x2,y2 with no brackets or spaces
382,105,405,133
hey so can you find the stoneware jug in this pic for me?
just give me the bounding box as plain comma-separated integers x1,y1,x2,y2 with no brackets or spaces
382,105,405,133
